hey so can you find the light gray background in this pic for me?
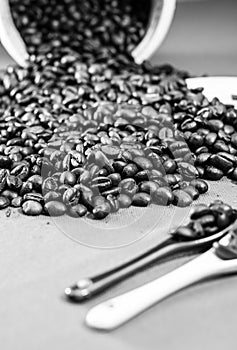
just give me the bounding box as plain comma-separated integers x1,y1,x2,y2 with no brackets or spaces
1,1,237,350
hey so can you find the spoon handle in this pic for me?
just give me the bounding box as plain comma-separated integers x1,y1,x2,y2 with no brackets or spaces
65,237,192,301
86,250,236,331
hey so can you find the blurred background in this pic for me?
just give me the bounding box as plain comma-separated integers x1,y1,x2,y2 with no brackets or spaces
0,0,236,75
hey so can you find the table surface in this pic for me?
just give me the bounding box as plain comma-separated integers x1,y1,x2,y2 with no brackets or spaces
1,1,237,350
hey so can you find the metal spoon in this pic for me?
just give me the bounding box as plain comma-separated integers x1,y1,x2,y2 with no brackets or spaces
86,220,237,331
65,218,236,302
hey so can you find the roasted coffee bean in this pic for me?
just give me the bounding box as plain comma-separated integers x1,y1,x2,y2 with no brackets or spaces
79,169,91,184
190,204,211,220
139,181,160,195
44,201,66,216
60,171,76,186
0,196,10,209
23,192,44,204
205,132,217,147
113,161,127,174
133,156,153,170
119,178,138,197
190,221,204,238
22,200,43,216
63,188,79,206
188,133,203,149
42,177,58,193
207,119,224,132
122,163,138,178
1,189,18,200
100,145,120,159
132,192,151,207
190,179,209,194
91,176,112,192
231,133,237,147
101,187,121,197
134,170,149,182
93,203,111,220
117,193,132,208
213,140,229,153
11,163,29,180
0,169,8,192
177,162,199,180
203,226,219,235
205,166,223,181
108,173,121,186
0,155,11,168
44,191,61,202
209,153,234,173
27,175,43,190
11,196,22,207
93,196,106,207
171,226,196,240
216,211,232,229
228,168,237,181
6,175,22,191
163,159,177,174
195,153,211,166
197,214,216,227
106,195,119,212
79,186,94,210
172,190,193,207
182,185,199,200
153,187,174,206
67,204,87,218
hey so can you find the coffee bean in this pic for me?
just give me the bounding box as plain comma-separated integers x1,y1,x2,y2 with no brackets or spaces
22,200,43,216
119,178,138,196
122,163,138,178
197,214,216,227
153,187,174,206
133,157,153,170
108,173,121,186
63,188,79,206
209,153,234,173
190,204,211,220
1,189,18,200
171,226,196,240
163,159,177,174
11,196,22,207
205,166,223,180
44,191,61,202
117,193,132,208
23,192,44,204
132,192,151,207
67,204,87,218
60,171,76,186
6,175,22,191
182,185,199,200
93,202,111,219
177,162,199,180
190,179,209,194
106,195,119,212
44,201,66,216
0,196,10,209
139,181,160,195
172,190,193,207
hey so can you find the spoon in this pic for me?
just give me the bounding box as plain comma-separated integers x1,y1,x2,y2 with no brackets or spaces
65,216,236,302
86,220,237,331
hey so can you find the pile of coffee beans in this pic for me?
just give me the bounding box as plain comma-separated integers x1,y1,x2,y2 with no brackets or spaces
171,201,237,241
0,0,236,219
